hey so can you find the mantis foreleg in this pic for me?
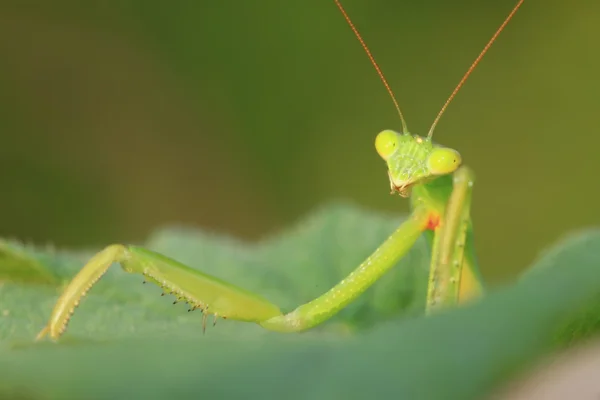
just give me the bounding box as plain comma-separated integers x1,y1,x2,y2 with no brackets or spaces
37,207,433,340
422,166,483,314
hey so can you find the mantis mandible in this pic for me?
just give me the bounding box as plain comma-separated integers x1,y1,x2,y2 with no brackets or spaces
36,0,525,340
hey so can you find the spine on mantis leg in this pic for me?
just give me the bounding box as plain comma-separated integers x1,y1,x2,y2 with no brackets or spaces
259,209,431,332
459,224,483,302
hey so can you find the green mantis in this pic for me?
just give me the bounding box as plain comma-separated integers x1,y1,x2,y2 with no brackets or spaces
36,0,525,341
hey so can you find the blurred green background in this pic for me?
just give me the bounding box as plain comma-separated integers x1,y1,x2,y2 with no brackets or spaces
0,0,598,283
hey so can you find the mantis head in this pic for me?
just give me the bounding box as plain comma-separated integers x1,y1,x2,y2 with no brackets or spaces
375,130,461,197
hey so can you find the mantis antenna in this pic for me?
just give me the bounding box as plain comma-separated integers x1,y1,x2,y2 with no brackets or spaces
427,0,525,138
334,0,525,139
334,0,408,134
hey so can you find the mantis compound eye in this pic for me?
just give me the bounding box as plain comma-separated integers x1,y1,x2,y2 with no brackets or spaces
375,130,400,161
427,148,462,175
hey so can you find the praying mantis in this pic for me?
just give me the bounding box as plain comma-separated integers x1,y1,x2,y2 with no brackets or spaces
36,0,525,341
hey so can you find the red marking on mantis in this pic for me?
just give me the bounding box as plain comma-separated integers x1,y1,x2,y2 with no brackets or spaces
426,213,441,231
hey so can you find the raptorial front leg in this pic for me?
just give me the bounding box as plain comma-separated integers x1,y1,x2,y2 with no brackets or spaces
426,166,483,314
37,206,434,339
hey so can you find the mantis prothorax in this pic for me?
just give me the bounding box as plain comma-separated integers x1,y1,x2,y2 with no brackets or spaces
36,0,525,341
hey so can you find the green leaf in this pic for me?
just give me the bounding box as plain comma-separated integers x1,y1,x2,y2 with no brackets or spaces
1,203,600,400
0,240,61,285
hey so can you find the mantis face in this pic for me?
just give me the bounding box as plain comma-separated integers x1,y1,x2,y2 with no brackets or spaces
375,129,462,197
